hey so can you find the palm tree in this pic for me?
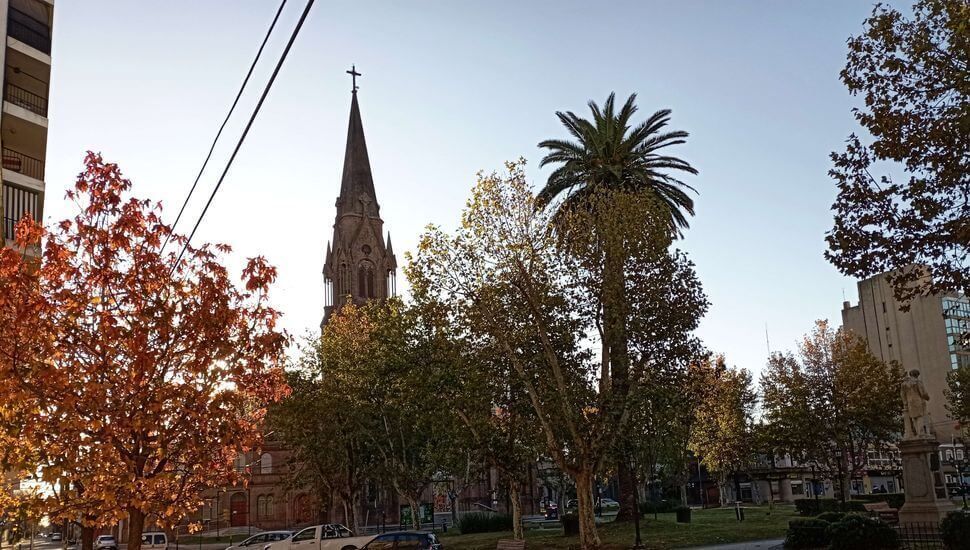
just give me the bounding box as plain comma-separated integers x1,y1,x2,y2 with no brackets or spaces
537,92,698,236
537,93,698,522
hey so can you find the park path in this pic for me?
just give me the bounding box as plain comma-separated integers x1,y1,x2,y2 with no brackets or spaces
680,539,784,550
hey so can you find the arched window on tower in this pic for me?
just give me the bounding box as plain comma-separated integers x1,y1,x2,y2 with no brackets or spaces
358,261,375,298
260,452,272,474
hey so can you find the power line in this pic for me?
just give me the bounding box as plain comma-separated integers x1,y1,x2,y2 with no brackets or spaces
162,0,288,252
171,0,316,273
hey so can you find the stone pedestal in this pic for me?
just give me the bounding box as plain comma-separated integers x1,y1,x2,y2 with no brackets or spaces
898,437,956,524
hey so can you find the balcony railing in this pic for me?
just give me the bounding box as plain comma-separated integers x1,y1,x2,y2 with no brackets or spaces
5,82,47,116
2,147,44,180
7,7,52,55
3,183,39,239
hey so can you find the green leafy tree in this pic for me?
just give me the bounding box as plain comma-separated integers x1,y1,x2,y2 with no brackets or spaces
408,161,705,549
689,356,758,504
761,321,903,505
269,357,379,532
826,0,969,303
946,366,970,440
537,92,699,520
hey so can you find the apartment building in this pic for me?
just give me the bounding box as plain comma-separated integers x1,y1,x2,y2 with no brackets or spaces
0,0,52,249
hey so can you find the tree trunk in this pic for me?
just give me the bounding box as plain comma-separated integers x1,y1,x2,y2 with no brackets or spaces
679,484,688,507
405,495,421,530
574,469,601,550
841,468,852,508
80,526,94,550
508,479,523,540
615,463,637,522
733,471,743,503
126,507,146,550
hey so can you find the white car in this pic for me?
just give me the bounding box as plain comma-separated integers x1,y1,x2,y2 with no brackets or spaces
95,535,117,550
227,531,293,550
265,524,374,550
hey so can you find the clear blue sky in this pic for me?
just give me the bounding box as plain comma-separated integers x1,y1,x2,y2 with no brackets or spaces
45,0,879,378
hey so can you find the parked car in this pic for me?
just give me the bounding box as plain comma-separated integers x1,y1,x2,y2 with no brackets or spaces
140,532,168,550
227,531,293,550
51,533,63,542
95,535,118,550
360,532,442,550
264,524,373,550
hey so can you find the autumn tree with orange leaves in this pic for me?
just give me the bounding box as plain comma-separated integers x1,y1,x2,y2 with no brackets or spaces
0,153,289,550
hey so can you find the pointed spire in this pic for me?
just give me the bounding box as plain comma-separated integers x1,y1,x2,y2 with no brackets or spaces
337,92,378,217
386,233,394,253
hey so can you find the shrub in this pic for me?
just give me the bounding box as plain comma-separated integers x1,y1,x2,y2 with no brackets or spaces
784,519,831,549
941,511,970,550
640,499,682,514
794,498,866,516
815,512,845,523
853,493,905,510
456,512,513,534
826,515,898,550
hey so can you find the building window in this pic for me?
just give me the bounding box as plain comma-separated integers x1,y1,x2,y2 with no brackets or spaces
257,496,274,520
943,297,969,371
234,453,247,472
358,261,375,298
260,453,272,474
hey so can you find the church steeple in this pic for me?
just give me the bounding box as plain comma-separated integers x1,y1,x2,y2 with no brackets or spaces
336,91,379,218
322,73,397,329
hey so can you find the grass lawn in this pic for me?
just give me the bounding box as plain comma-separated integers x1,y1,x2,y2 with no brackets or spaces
439,505,797,549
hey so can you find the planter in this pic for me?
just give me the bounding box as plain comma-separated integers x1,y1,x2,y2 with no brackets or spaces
561,514,579,536
676,507,691,523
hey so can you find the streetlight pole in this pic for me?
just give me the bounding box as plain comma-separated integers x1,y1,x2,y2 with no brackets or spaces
810,465,819,515
948,439,968,510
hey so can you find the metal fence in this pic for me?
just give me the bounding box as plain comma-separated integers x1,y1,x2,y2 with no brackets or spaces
5,82,48,116
8,7,52,55
2,147,44,180
897,522,944,550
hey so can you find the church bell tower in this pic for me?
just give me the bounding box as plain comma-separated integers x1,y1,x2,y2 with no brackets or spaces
321,67,397,329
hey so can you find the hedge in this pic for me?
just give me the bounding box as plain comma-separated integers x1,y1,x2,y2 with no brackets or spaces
640,499,682,514
815,511,846,523
940,511,970,550
826,515,899,550
852,493,905,510
456,512,513,534
794,498,865,516
784,519,831,549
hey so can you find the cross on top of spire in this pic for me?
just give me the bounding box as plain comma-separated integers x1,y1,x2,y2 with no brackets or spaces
346,64,361,93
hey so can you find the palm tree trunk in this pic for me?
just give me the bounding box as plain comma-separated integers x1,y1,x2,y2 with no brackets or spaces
603,244,634,521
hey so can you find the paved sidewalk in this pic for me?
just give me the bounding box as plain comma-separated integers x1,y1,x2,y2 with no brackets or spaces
680,539,784,550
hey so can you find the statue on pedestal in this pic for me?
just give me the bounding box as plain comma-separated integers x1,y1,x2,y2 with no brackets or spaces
901,369,931,439
897,369,956,523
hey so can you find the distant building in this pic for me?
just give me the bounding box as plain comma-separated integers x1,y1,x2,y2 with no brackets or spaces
841,271,968,440
842,271,969,493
